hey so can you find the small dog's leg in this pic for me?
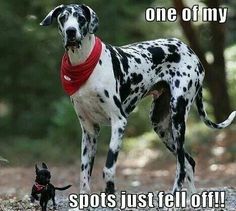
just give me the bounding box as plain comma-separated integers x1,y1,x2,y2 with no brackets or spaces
52,196,57,210
103,116,127,194
40,198,47,211
30,189,39,202
80,123,100,193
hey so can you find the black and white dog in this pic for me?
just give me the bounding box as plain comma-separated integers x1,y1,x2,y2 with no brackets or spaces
40,4,236,195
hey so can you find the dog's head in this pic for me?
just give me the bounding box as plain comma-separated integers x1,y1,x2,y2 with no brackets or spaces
40,4,99,48
35,163,51,185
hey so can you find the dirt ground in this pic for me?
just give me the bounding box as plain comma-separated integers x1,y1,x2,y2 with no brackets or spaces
0,147,236,210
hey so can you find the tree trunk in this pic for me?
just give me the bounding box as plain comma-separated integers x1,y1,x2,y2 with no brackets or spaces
172,0,231,122
206,0,232,121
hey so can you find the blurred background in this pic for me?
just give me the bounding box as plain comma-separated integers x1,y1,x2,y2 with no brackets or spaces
0,0,236,196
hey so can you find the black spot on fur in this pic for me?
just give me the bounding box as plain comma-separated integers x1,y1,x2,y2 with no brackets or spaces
147,47,165,69
159,72,164,78
188,80,193,89
99,98,105,103
141,53,147,58
125,96,138,113
131,73,143,85
177,169,186,187
118,128,124,136
166,52,181,63
134,58,141,64
104,90,109,98
113,96,126,117
81,164,84,171
106,149,119,169
65,8,72,13
195,80,200,92
116,47,130,74
99,60,102,65
165,44,181,63
187,65,192,70
197,62,204,74
83,147,87,156
169,69,175,77
167,44,178,53
89,157,95,176
134,87,139,93
185,152,195,172
106,45,124,83
172,96,187,132
155,66,162,75
120,77,132,102
175,80,180,88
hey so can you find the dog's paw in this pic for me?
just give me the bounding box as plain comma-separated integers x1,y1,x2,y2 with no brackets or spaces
105,181,115,194
30,196,35,203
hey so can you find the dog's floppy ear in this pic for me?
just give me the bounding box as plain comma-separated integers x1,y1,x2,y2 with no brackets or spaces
40,5,64,26
35,164,39,174
81,4,99,34
42,162,48,169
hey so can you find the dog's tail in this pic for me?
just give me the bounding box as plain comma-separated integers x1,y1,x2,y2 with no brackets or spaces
195,87,236,129
55,185,72,191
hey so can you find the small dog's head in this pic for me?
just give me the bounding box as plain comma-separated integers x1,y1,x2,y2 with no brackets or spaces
35,163,51,186
40,4,99,48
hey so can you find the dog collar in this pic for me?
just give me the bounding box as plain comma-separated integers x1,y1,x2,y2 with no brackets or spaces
34,182,46,192
61,37,103,96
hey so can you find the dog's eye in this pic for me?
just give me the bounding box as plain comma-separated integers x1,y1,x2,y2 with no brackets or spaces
59,14,67,24
78,16,86,25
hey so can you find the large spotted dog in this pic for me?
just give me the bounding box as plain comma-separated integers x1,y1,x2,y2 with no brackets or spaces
41,4,236,195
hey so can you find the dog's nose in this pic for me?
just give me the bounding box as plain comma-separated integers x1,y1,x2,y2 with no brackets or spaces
66,27,76,39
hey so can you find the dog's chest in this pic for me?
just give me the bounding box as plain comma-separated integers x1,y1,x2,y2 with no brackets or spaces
71,86,110,124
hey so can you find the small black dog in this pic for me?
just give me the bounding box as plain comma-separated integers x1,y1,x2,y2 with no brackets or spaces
30,163,71,211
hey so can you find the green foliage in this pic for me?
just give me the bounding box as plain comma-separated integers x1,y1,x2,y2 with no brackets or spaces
48,97,81,142
225,44,236,108
0,0,63,137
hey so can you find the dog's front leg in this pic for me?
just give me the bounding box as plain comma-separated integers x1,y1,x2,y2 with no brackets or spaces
80,124,100,193
103,116,127,193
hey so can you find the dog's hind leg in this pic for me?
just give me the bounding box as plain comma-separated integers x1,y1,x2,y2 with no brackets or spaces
150,82,196,195
79,121,100,193
52,190,56,209
170,93,195,194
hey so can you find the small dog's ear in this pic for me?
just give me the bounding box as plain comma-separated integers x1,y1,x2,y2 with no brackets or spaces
40,5,64,26
35,164,39,174
81,4,99,34
42,162,48,169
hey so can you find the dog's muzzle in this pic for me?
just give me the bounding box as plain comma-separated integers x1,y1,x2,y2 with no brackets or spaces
65,27,81,48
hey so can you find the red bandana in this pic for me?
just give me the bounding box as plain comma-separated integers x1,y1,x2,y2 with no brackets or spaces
61,37,102,96
34,182,46,193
